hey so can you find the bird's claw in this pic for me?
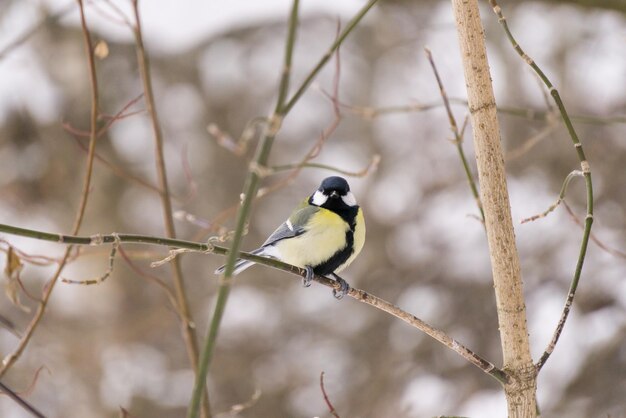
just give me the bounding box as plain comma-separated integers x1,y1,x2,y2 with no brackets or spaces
331,274,350,300
302,266,314,287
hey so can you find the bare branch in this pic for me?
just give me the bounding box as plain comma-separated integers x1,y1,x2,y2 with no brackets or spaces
61,237,119,285
215,389,262,417
0,380,45,418
320,372,341,418
9,365,51,397
504,122,559,162
520,170,584,224
562,201,626,259
452,0,536,414
130,1,208,415
117,246,181,315
0,0,101,378
0,222,509,385
425,47,484,223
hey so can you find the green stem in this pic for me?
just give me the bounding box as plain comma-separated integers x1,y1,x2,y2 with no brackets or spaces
187,2,301,417
282,0,379,115
0,223,206,249
488,0,594,372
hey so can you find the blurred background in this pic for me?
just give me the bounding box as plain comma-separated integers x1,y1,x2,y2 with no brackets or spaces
0,0,625,417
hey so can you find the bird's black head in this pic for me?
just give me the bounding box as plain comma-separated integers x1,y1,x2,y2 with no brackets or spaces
309,176,357,210
320,176,350,195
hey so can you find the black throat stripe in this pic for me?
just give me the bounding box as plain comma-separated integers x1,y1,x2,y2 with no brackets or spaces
308,198,359,275
312,228,355,276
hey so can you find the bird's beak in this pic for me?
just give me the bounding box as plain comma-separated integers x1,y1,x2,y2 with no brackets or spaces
330,191,339,198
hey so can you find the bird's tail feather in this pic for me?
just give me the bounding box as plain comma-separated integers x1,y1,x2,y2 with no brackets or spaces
214,248,264,275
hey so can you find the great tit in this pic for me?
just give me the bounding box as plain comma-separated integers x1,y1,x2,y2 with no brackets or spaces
215,176,365,299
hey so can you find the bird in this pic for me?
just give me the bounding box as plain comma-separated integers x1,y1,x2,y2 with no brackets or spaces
215,176,365,299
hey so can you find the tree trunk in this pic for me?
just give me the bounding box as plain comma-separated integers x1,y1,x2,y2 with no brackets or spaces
450,0,537,416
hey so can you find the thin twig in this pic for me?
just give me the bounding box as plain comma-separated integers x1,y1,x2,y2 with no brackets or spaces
220,18,351,242
424,47,484,223
68,130,164,196
14,268,43,304
11,366,51,397
63,93,144,139
190,19,355,244
270,20,352,179
0,1,74,61
325,93,626,125
208,117,266,156
180,142,199,204
271,154,380,177
320,372,340,418
215,389,262,417
119,407,134,418
0,314,21,338
130,1,208,416
520,170,583,224
0,381,46,418
61,239,119,285
488,0,594,372
254,20,347,205
65,93,200,202
282,0,379,115
189,153,379,239
0,0,100,378
117,246,181,313
0,239,68,267
93,0,134,29
562,201,626,259
504,122,559,162
0,221,509,385
324,95,444,119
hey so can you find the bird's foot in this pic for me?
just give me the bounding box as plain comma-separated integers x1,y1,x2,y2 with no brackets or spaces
302,266,314,288
331,274,350,300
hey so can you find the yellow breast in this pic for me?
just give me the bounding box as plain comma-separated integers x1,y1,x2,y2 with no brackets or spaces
274,208,349,269
274,207,365,273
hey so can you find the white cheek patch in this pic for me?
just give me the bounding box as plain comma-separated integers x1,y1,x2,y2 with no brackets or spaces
342,191,357,206
311,190,328,206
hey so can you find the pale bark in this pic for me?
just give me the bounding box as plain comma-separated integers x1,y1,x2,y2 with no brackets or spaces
450,0,537,416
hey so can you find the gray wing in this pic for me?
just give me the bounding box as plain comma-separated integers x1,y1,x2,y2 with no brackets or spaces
262,205,318,247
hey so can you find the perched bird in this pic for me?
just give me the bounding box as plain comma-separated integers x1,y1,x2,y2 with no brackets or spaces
215,176,365,299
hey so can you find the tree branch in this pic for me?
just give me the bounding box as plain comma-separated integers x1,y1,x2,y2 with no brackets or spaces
0,0,99,378
425,48,484,223
130,1,209,416
0,221,509,385
451,0,537,415
0,380,45,418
